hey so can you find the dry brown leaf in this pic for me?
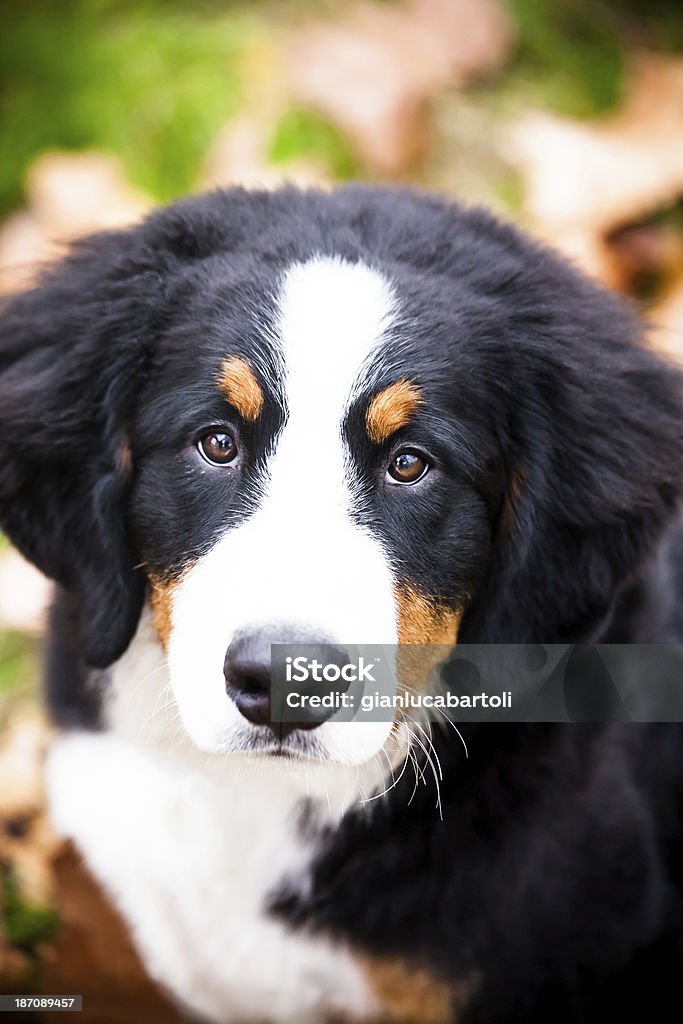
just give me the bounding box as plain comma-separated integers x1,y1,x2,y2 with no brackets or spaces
649,278,683,361
0,549,51,634
286,0,513,174
507,54,683,281
606,220,683,294
0,211,61,294
38,843,184,1024
0,152,152,294
0,715,56,908
0,717,180,1021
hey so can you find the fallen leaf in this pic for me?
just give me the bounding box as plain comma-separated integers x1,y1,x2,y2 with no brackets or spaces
0,715,56,908
0,550,50,635
649,278,683,361
287,0,513,174
39,842,183,1024
0,152,152,294
507,54,683,281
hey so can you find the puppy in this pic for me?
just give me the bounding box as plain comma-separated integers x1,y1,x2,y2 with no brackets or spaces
1,186,682,1023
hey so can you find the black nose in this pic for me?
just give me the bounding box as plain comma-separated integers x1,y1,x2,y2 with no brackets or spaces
224,629,350,740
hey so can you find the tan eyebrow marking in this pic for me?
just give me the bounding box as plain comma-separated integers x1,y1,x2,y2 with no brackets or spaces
217,356,264,422
365,379,422,444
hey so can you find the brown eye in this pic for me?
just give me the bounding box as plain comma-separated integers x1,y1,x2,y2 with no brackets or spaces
198,431,238,466
387,449,429,484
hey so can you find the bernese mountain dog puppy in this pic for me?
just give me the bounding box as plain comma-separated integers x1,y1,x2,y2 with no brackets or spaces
1,186,683,1023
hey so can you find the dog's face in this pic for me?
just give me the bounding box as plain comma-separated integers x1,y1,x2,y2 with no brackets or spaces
129,255,491,761
1,187,681,766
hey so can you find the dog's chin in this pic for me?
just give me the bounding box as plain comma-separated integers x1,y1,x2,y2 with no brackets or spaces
229,727,330,763
184,721,393,771
179,721,334,765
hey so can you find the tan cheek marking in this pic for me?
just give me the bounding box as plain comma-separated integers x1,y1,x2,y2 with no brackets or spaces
217,355,264,422
366,380,422,444
361,957,476,1023
148,575,184,651
394,585,462,692
395,585,461,646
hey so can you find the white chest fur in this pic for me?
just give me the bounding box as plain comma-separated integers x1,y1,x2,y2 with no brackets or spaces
45,621,384,1024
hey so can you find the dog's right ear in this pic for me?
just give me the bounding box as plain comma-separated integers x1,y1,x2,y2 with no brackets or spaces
0,230,166,667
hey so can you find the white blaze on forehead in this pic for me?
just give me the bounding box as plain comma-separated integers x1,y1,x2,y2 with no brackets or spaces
168,256,400,763
269,256,397,517
278,256,396,423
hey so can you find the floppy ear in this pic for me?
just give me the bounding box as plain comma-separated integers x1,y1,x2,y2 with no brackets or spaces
0,231,164,666
462,259,683,644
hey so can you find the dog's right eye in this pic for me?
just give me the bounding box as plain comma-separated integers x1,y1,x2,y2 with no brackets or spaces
197,431,239,467
387,449,429,485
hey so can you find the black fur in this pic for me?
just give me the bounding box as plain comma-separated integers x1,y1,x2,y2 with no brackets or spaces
275,721,683,1021
1,185,683,1021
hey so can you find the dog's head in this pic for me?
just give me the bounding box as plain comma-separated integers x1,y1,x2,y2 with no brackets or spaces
1,187,681,764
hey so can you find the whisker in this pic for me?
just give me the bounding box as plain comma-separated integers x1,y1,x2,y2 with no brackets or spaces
401,711,443,820
364,741,409,805
406,745,421,806
398,680,468,759
122,661,170,719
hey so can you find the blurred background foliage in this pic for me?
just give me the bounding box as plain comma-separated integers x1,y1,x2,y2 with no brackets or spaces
0,0,681,218
0,0,250,216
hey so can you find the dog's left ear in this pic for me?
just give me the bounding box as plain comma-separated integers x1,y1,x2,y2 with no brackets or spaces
0,231,164,667
460,245,683,644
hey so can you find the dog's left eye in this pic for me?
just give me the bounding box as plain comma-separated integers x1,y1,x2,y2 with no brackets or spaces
197,431,239,466
386,449,430,484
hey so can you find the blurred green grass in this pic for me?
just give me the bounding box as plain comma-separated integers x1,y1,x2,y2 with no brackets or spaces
503,0,626,117
1,863,60,951
0,537,40,710
269,107,359,179
0,630,40,713
0,0,254,216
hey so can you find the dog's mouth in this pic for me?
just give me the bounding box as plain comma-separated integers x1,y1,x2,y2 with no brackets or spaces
233,725,329,762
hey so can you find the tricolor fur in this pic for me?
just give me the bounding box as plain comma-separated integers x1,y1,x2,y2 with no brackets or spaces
1,186,683,1022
